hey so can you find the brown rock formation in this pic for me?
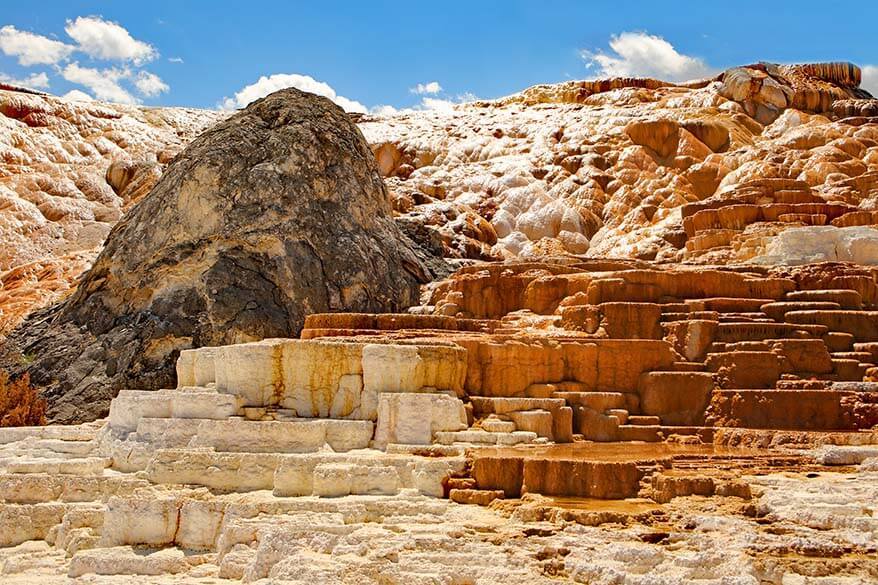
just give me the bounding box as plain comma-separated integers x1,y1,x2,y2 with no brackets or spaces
3,88,435,422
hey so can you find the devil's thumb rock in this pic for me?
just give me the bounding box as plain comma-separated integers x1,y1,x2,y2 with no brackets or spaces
4,88,432,423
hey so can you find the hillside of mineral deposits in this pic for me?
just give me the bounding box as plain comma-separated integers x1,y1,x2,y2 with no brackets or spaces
1,62,878,584
0,88,223,333
3,62,878,333
362,62,878,266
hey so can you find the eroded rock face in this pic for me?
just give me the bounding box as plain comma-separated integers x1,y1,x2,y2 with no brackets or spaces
4,88,433,423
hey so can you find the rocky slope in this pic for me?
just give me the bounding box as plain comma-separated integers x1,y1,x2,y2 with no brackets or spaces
0,88,223,333
4,89,432,423
2,62,877,335
363,63,877,265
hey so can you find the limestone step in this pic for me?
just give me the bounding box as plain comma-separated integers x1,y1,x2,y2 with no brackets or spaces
709,388,867,430
479,418,516,433
0,501,101,547
507,410,554,439
715,322,828,343
785,289,863,309
469,397,567,416
385,444,466,457
6,457,108,476
471,452,648,499
830,358,868,381
0,423,102,445
660,312,694,322
0,473,149,504
0,448,98,467
672,361,706,372
144,448,465,498
627,415,662,426
109,389,241,432
685,298,774,313
760,301,841,321
824,332,855,351
853,342,878,362
434,429,538,446
617,425,662,442
785,310,878,343
716,313,773,322
658,426,715,442
552,392,626,411
831,351,873,362
449,488,504,506
524,383,558,398
30,439,97,456
606,409,629,425
132,417,374,453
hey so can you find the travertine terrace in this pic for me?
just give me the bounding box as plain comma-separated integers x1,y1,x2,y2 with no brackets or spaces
2,62,878,583
2,259,878,582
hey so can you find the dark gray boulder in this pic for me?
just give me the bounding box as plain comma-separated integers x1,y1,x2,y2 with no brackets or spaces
4,88,436,423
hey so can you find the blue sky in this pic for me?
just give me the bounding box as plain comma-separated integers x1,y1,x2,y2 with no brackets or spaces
1,1,876,111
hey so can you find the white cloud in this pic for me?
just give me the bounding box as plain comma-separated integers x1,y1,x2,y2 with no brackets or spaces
862,65,878,96
420,97,457,113
62,62,137,104
168,56,184,64
581,32,714,82
61,89,94,101
370,104,401,116
134,70,168,97
0,71,50,89
410,81,442,95
65,16,157,65
0,25,74,66
370,92,476,117
220,73,367,113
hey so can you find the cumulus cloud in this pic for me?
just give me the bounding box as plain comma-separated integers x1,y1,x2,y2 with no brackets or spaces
862,65,878,97
0,25,74,65
0,71,50,89
65,16,157,65
134,71,169,97
371,92,477,117
410,81,442,95
220,73,367,112
62,62,136,104
419,97,457,113
581,32,714,82
61,89,94,101
168,56,184,64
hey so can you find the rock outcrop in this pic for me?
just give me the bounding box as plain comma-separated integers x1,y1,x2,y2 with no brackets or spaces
3,88,433,423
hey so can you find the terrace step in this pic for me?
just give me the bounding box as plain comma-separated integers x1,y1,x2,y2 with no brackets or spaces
627,415,662,426
434,429,539,446
617,425,662,442
129,417,374,453
785,289,863,309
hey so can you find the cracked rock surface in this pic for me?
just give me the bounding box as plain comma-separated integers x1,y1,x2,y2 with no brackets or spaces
3,88,434,423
